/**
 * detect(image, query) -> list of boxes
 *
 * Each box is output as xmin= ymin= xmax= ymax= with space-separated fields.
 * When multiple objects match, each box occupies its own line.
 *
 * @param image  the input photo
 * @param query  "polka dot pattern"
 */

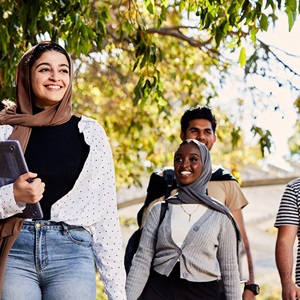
xmin=0 ymin=118 xmax=126 ymax=299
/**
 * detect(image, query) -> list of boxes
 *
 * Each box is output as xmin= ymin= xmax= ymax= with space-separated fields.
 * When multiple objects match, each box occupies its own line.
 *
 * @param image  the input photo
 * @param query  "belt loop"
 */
xmin=61 ymin=222 xmax=68 ymax=235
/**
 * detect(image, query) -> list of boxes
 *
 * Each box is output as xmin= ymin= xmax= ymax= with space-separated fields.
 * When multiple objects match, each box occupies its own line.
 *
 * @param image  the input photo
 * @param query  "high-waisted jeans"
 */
xmin=2 ymin=221 xmax=96 ymax=300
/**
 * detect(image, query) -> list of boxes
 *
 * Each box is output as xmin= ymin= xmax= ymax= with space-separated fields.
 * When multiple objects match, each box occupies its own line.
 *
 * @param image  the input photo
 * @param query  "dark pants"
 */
xmin=140 ymin=263 xmax=220 ymax=300
xmin=218 ymin=279 xmax=226 ymax=300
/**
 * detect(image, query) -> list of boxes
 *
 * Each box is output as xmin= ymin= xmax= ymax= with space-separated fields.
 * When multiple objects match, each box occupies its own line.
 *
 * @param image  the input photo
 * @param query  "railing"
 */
xmin=117 ymin=176 xmax=298 ymax=209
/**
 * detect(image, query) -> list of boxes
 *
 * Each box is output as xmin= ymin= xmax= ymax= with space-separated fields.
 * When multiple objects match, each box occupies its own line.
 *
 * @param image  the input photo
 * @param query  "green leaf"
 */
xmin=157 ymin=97 xmax=167 ymax=106
xmin=143 ymin=79 xmax=152 ymax=98
xmin=133 ymin=78 xmax=143 ymax=106
xmin=250 ymin=27 xmax=258 ymax=45
xmin=227 ymin=2 xmax=238 ymax=14
xmin=136 ymin=40 xmax=146 ymax=58
xmin=215 ymin=28 xmax=223 ymax=47
xmin=239 ymin=47 xmax=247 ymax=67
xmin=231 ymin=127 xmax=241 ymax=149
xmin=277 ymin=0 xmax=282 ymax=9
xmin=140 ymin=46 xmax=150 ymax=69
xmin=132 ymin=58 xmax=140 ymax=72
xmin=285 ymin=7 xmax=297 ymax=31
xmin=145 ymin=0 xmax=155 ymax=14
xmin=226 ymin=40 xmax=237 ymax=49
xmin=149 ymin=45 xmax=157 ymax=64
xmin=259 ymin=13 xmax=269 ymax=31
xmin=286 ymin=0 xmax=297 ymax=11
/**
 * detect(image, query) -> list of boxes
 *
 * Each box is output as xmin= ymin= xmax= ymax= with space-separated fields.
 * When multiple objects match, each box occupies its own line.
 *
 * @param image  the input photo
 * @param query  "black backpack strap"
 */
xmin=137 ymin=167 xmax=176 ymax=228
xmin=163 ymin=168 xmax=176 ymax=198
xmin=159 ymin=201 xmax=168 ymax=227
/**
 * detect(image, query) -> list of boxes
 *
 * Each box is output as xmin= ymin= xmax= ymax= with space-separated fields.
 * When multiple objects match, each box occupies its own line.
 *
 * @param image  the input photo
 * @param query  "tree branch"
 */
xmin=145 ymin=26 xmax=218 ymax=54
xmin=259 ymin=39 xmax=300 ymax=78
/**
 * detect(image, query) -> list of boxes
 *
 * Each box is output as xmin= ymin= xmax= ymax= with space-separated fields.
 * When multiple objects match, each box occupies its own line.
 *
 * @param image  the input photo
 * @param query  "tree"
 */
xmin=1 ymin=0 xmax=299 ymax=187
xmin=287 ymin=95 xmax=300 ymax=161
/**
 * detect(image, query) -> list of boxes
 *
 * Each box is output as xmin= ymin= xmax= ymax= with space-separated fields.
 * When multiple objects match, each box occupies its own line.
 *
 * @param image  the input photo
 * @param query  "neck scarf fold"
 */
xmin=0 ymin=41 xmax=73 ymax=152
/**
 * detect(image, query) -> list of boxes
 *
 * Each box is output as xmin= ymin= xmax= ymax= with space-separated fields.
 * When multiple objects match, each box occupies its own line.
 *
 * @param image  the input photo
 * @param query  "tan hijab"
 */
xmin=0 ymin=42 xmax=73 ymax=291
xmin=0 ymin=41 xmax=73 ymax=152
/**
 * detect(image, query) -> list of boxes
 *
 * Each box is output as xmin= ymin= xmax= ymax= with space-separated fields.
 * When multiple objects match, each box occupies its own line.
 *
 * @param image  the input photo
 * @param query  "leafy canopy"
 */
xmin=1 ymin=0 xmax=299 ymax=186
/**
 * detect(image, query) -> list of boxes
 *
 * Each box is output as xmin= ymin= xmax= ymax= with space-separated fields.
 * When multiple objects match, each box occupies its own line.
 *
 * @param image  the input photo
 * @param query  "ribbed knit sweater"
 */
xmin=126 ymin=202 xmax=241 ymax=300
xmin=24 ymin=115 xmax=89 ymax=219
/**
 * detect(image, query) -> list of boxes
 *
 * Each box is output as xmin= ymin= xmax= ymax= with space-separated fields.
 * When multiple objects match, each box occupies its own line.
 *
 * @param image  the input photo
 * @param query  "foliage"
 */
xmin=287 ymin=95 xmax=300 ymax=161
xmin=1 ymin=0 xmax=300 ymax=187
xmin=96 ymin=273 xmax=108 ymax=300
xmin=287 ymin=131 xmax=300 ymax=160
xmin=251 ymin=126 xmax=272 ymax=157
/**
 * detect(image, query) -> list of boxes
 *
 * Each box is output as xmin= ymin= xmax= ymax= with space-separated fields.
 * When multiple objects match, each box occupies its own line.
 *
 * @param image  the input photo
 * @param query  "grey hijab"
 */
xmin=168 ymin=139 xmax=232 ymax=215
xmin=167 ymin=139 xmax=249 ymax=282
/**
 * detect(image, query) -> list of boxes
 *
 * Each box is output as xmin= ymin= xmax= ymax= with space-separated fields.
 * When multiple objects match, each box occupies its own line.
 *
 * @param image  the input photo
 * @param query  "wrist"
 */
xmin=244 ymin=283 xmax=260 ymax=295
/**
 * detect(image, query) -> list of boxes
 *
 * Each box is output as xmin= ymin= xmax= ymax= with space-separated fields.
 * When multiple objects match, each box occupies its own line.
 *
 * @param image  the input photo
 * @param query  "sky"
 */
xmin=255 ymin=13 xmax=300 ymax=165
xmin=217 ymin=12 xmax=300 ymax=169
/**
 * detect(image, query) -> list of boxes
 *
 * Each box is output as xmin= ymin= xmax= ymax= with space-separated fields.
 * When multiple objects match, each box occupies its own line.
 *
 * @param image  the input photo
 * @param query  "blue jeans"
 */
xmin=2 ymin=221 xmax=96 ymax=300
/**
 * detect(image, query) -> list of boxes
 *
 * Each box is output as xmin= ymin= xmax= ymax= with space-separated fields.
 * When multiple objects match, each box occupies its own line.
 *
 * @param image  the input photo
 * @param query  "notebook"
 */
xmin=0 ymin=140 xmax=43 ymax=219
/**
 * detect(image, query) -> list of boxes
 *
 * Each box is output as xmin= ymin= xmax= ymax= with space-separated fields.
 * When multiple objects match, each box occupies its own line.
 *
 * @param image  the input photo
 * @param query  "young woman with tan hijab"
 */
xmin=0 ymin=41 xmax=126 ymax=300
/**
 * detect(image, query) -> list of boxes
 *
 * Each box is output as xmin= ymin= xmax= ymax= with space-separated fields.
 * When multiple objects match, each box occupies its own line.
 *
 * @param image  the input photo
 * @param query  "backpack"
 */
xmin=124 ymin=167 xmax=176 ymax=274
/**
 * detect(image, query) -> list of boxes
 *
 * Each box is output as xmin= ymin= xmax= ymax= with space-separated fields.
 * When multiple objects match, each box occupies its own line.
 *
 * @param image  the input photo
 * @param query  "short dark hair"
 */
xmin=180 ymin=105 xmax=217 ymax=134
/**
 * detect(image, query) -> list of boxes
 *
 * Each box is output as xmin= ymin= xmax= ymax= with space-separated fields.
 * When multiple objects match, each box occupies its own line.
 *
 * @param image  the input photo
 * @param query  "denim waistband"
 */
xmin=23 ymin=220 xmax=83 ymax=231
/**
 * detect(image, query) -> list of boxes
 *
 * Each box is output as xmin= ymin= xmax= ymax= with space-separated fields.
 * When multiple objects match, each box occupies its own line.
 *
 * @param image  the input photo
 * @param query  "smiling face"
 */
xmin=174 ymin=142 xmax=203 ymax=186
xmin=180 ymin=119 xmax=217 ymax=151
xmin=30 ymin=51 xmax=70 ymax=109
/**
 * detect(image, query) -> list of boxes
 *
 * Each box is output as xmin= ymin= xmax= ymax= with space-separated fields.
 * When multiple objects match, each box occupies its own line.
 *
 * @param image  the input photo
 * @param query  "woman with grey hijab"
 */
xmin=126 ymin=139 xmax=247 ymax=300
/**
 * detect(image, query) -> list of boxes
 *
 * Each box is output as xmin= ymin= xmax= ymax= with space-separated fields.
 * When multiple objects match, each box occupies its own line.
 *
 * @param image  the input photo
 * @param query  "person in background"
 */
xmin=0 ymin=41 xmax=126 ymax=300
xmin=180 ymin=106 xmax=259 ymax=297
xmin=126 ymin=139 xmax=246 ymax=299
xmin=134 ymin=105 xmax=259 ymax=299
xmin=275 ymin=178 xmax=300 ymax=299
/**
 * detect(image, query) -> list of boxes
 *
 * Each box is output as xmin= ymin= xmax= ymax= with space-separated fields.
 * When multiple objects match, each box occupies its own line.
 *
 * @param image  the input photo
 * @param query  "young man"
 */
xmin=275 ymin=178 xmax=300 ymax=299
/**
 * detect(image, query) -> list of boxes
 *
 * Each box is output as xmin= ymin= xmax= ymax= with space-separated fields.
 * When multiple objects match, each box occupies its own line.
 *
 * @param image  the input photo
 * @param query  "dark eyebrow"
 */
xmin=189 ymin=153 xmax=200 ymax=156
xmin=189 ymin=127 xmax=212 ymax=131
xmin=35 ymin=62 xmax=69 ymax=69
xmin=175 ymin=152 xmax=200 ymax=157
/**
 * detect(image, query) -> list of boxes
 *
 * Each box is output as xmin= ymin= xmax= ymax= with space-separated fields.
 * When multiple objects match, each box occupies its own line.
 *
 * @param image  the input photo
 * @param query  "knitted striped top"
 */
xmin=275 ymin=177 xmax=300 ymax=285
